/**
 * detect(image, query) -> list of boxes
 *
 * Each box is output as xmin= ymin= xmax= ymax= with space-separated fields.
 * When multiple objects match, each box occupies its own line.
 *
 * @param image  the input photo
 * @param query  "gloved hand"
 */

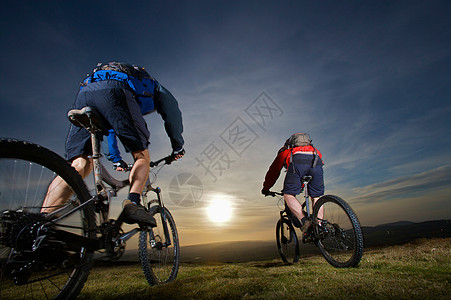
xmin=171 ymin=148 xmax=185 ymax=161
xmin=113 ymin=160 xmax=128 ymax=171
xmin=261 ymin=189 xmax=271 ymax=196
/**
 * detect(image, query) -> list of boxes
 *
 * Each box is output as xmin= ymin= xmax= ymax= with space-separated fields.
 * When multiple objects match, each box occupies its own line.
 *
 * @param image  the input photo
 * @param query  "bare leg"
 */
xmin=312 ymin=196 xmax=324 ymax=222
xmin=284 ymin=194 xmax=306 ymax=221
xmin=120 ymin=149 xmax=157 ymax=225
xmin=128 ymin=149 xmax=150 ymax=196
xmin=41 ymin=156 xmax=92 ymax=213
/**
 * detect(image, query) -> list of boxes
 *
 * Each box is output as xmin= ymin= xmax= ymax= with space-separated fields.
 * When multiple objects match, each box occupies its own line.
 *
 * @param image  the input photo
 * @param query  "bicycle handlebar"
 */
xmin=150 ymin=155 xmax=175 ymax=168
xmin=115 ymin=154 xmax=178 ymax=171
xmin=267 ymin=191 xmax=283 ymax=197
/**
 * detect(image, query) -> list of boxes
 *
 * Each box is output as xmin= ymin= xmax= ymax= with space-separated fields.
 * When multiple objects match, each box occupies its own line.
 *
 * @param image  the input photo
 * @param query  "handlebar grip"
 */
xmin=150 ymin=155 xmax=173 ymax=167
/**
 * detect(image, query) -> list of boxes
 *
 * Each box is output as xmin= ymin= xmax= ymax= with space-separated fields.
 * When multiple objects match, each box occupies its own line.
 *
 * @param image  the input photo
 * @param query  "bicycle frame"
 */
xmin=87 ymin=129 xmax=174 ymax=250
xmin=301 ymin=176 xmax=313 ymax=218
xmin=42 ymin=115 xmax=172 ymax=253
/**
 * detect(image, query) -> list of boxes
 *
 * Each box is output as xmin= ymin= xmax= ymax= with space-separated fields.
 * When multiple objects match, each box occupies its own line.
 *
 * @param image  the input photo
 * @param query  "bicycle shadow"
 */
xmin=247 ymin=260 xmax=290 ymax=268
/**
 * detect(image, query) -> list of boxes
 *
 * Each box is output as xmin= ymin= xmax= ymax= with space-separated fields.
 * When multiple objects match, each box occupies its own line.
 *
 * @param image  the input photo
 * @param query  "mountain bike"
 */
xmin=0 ymin=106 xmax=180 ymax=299
xmin=270 ymin=176 xmax=363 ymax=268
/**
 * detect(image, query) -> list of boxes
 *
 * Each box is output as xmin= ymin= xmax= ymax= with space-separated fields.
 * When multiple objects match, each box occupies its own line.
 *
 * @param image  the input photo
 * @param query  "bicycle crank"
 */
xmin=103 ymin=221 xmax=126 ymax=260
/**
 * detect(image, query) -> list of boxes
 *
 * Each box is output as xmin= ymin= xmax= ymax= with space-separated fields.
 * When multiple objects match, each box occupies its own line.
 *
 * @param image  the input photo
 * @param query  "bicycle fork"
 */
xmin=153 ymin=188 xmax=172 ymax=248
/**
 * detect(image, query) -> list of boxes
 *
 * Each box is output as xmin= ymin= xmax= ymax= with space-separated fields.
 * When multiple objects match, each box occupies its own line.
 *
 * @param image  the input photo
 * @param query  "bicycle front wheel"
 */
xmin=139 ymin=204 xmax=180 ymax=285
xmin=0 ymin=139 xmax=96 ymax=299
xmin=313 ymin=195 xmax=363 ymax=268
xmin=276 ymin=218 xmax=300 ymax=263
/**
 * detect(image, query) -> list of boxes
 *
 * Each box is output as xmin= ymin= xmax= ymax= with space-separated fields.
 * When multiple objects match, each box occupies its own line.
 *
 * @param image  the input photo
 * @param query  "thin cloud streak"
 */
xmin=349 ymin=165 xmax=451 ymax=205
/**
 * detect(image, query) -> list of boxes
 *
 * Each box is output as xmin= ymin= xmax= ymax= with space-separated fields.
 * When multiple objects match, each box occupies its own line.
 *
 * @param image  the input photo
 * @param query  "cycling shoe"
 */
xmin=300 ymin=218 xmax=313 ymax=233
xmin=120 ymin=200 xmax=156 ymax=227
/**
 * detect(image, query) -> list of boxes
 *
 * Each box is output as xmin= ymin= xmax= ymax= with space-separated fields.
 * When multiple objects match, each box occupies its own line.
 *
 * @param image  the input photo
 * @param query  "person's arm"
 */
xmin=106 ymin=130 xmax=122 ymax=162
xmin=154 ymin=85 xmax=184 ymax=152
xmin=262 ymin=148 xmax=289 ymax=193
xmin=107 ymin=130 xmax=128 ymax=171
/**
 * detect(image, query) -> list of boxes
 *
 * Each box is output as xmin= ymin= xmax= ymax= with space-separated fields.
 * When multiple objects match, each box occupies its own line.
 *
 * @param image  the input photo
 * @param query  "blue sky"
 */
xmin=1 ymin=1 xmax=450 ymax=245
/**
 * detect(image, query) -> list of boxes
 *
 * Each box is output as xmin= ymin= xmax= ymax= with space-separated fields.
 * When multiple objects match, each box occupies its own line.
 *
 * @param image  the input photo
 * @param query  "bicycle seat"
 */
xmin=67 ymin=107 xmax=109 ymax=135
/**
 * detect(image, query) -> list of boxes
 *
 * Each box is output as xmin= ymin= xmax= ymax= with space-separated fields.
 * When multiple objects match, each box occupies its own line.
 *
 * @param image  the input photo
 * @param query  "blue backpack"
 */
xmin=81 ymin=62 xmax=159 ymax=115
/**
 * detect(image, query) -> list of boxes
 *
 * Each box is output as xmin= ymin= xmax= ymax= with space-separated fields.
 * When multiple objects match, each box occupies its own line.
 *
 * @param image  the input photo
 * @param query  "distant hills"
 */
xmin=112 ymin=219 xmax=450 ymax=264
xmin=362 ymin=219 xmax=451 ymax=247
xmin=180 ymin=240 xmax=279 ymax=263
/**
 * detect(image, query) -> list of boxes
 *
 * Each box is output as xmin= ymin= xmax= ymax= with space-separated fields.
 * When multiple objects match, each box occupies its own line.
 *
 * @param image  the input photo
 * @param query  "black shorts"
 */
xmin=283 ymin=155 xmax=324 ymax=197
xmin=65 ymin=80 xmax=150 ymax=161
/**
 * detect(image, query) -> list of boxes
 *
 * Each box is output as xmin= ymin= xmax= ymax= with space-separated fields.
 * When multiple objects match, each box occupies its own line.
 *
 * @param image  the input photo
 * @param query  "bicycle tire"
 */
xmin=276 ymin=218 xmax=300 ymax=263
xmin=0 ymin=139 xmax=96 ymax=299
xmin=313 ymin=195 xmax=364 ymax=268
xmin=139 ymin=204 xmax=180 ymax=285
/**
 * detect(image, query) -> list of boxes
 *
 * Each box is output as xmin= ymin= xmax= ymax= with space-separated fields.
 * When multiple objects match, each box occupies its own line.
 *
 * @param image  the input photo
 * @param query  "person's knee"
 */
xmin=132 ymin=149 xmax=150 ymax=164
xmin=70 ymin=156 xmax=92 ymax=178
xmin=284 ymin=194 xmax=296 ymax=202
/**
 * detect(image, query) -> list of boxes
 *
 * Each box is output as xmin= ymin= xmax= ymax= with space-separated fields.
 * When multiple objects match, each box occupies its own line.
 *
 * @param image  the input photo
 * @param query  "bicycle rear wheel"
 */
xmin=139 ymin=203 xmax=179 ymax=285
xmin=313 ymin=195 xmax=363 ymax=268
xmin=0 ymin=139 xmax=96 ymax=299
xmin=276 ymin=218 xmax=300 ymax=263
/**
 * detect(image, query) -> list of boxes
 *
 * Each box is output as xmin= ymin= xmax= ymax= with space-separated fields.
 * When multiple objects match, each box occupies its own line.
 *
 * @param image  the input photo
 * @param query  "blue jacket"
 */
xmin=82 ymin=70 xmax=184 ymax=162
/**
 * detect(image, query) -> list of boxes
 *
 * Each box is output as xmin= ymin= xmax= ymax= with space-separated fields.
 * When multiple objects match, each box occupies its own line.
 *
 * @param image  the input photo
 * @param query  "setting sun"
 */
xmin=206 ymin=194 xmax=233 ymax=224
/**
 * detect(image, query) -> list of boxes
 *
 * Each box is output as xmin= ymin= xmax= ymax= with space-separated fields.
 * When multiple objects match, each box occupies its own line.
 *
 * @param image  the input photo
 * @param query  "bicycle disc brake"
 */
xmin=150 ymin=234 xmax=165 ymax=250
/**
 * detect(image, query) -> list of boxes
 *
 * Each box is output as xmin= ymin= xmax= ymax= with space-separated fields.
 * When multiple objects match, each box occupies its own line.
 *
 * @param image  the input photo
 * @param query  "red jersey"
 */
xmin=262 ymin=145 xmax=323 ymax=191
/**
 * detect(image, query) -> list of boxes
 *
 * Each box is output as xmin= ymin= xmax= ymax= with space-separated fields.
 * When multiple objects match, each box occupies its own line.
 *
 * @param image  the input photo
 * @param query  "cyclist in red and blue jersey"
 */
xmin=262 ymin=133 xmax=324 ymax=232
xmin=42 ymin=62 xmax=184 ymax=226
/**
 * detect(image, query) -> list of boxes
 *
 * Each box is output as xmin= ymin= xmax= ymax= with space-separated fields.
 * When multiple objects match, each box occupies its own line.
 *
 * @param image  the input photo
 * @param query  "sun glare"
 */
xmin=206 ymin=194 xmax=233 ymax=224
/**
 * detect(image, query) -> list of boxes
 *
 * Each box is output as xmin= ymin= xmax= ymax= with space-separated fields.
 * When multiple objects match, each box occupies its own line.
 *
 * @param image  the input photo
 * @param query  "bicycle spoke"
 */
xmin=0 ymin=140 xmax=95 ymax=298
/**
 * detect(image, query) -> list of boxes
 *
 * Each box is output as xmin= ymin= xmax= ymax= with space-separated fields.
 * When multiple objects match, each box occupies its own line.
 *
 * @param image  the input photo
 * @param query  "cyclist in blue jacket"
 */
xmin=42 ymin=62 xmax=184 ymax=226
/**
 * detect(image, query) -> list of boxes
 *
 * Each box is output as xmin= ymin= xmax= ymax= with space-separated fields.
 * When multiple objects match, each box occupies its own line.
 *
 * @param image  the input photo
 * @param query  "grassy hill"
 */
xmin=79 ymin=237 xmax=451 ymax=299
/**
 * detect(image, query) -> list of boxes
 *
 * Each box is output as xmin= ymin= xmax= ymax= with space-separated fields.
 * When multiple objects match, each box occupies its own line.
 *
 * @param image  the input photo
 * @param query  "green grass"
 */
xmin=78 ymin=238 xmax=450 ymax=299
